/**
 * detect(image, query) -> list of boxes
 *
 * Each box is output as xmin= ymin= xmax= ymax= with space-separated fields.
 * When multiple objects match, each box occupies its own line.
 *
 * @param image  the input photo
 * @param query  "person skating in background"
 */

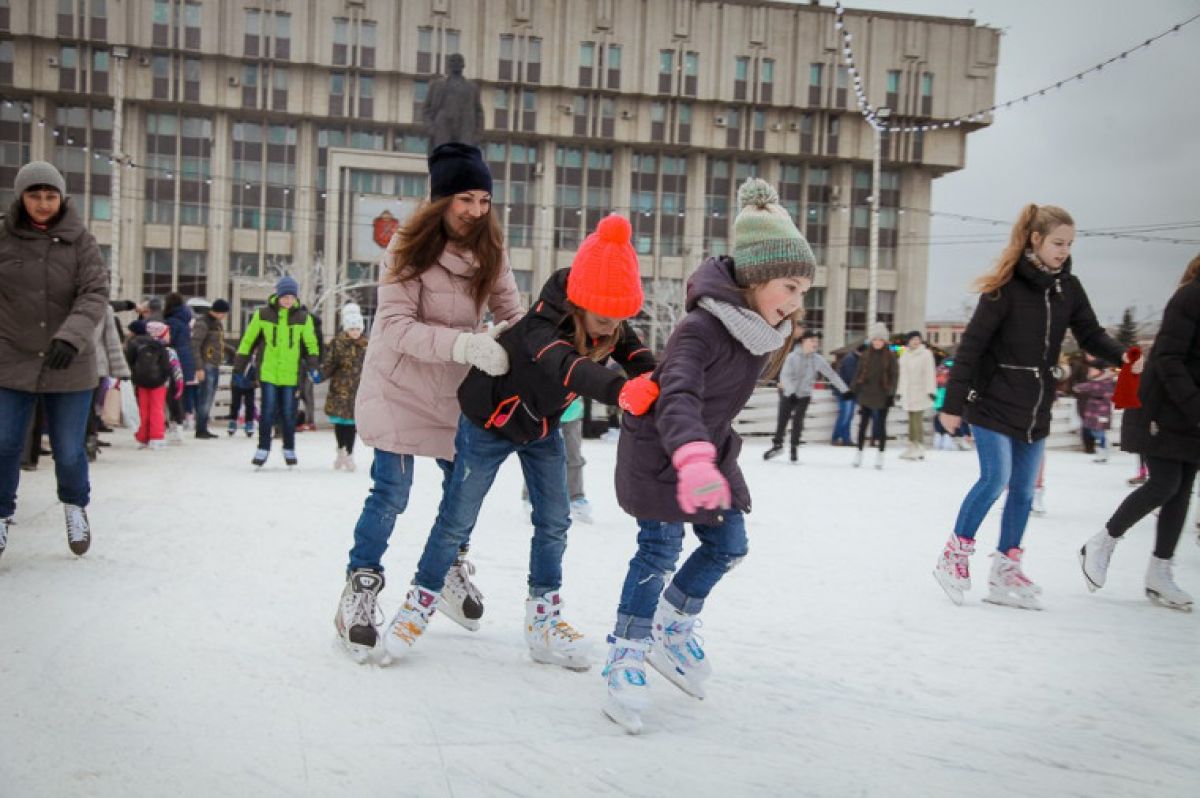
xmin=335 ymin=142 xmax=523 ymax=661
xmin=321 ymin=302 xmax=369 ymax=472
xmin=830 ymin=345 xmax=860 ymax=446
xmin=1073 ymin=362 xmax=1116 ymax=463
xmin=934 ymin=204 xmax=1129 ymax=610
xmin=88 ymin=302 xmax=131 ymax=461
xmin=932 ymin=355 xmax=969 ymax=450
xmin=190 ymin=298 xmax=229 ymax=440
xmin=897 ymin=330 xmax=937 ymax=461
xmin=851 ymin=323 xmax=898 ymax=470
xmin=162 ymin=292 xmax=196 ymax=432
xmin=233 ymin=275 xmax=320 ymax=468
xmin=126 ymin=321 xmax=182 ymax=450
xmin=764 ymin=330 xmax=848 ymax=463
xmin=228 ymin=355 xmax=258 ymax=438
xmin=602 ymin=178 xmax=814 ymax=734
xmin=1080 ymin=253 xmax=1200 ymax=612
xmin=295 ymin=301 xmax=325 ymax=432
xmin=0 ymin=161 xmax=108 ymax=561
xmin=383 ymin=214 xmax=657 ymax=669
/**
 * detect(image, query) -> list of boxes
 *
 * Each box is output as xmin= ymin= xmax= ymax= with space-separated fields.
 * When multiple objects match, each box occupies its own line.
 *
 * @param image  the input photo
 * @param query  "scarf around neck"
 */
xmin=698 ymin=297 xmax=789 ymax=355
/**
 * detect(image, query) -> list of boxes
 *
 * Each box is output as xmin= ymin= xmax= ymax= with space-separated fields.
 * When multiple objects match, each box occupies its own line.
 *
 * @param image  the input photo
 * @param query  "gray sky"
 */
xmin=819 ymin=0 xmax=1200 ymax=324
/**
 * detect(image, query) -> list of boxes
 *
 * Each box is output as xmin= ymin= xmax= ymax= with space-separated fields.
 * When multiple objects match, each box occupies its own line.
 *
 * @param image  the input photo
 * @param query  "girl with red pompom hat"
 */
xmin=381 ymin=213 xmax=657 ymax=668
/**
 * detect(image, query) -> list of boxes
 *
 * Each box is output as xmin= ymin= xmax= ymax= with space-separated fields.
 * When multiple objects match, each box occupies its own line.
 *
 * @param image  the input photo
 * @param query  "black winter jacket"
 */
xmin=1120 ymin=277 xmax=1200 ymax=463
xmin=943 ymin=256 xmax=1124 ymax=442
xmin=458 ymin=268 xmax=656 ymax=445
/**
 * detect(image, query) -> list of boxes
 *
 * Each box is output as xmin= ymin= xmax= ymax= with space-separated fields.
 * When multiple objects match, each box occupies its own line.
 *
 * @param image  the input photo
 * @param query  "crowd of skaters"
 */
xmin=1 ymin=152 xmax=1198 ymax=735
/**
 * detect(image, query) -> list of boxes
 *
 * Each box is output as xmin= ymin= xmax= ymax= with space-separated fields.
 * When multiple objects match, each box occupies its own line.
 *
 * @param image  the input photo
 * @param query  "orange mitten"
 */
xmin=617 ymin=374 xmax=660 ymax=416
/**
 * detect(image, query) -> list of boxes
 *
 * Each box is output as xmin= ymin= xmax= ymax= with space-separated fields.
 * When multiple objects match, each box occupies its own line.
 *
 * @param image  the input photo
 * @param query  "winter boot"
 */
xmin=763 ymin=444 xmax=782 ymax=461
xmin=1078 ymin=528 xmax=1121 ymax=592
xmin=335 ymin=569 xmax=385 ymax=662
xmin=899 ymin=444 xmax=918 ymax=461
xmin=1031 ymin=488 xmax=1047 ymax=516
xmin=167 ymin=423 xmax=184 ymax=445
xmin=334 ymin=448 xmax=348 ymax=470
xmin=227 ymin=419 xmax=237 ymax=436
xmin=875 ymin=449 xmax=886 ymax=470
xmin=933 ymin=534 xmax=975 ymax=605
xmin=1145 ymin=556 xmax=1193 ymax=612
xmin=789 ymin=445 xmax=798 ymax=463
xmin=283 ymin=449 xmax=298 ymax=467
xmin=648 ymin=602 xmax=712 ymax=699
xmin=252 ymin=449 xmax=269 ymax=468
xmin=570 ymin=497 xmax=594 ymax=524
xmin=344 ymin=451 xmax=357 ymax=472
xmin=853 ymin=449 xmax=864 ymax=468
xmin=602 ymin=635 xmax=652 ymax=734
xmin=64 ymin=504 xmax=91 ymax=556
xmin=383 ymin=586 xmax=439 ymax=660
xmin=0 ymin=515 xmax=11 ymax=561
xmin=438 ymin=553 xmax=485 ymax=631
xmin=984 ymin=548 xmax=1042 ymax=610
xmin=525 ymin=590 xmax=590 ymax=671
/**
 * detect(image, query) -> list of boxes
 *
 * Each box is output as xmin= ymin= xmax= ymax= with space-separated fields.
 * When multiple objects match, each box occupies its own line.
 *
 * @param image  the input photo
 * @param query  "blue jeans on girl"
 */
xmin=832 ymin=396 xmax=857 ymax=444
xmin=0 ymin=387 xmax=92 ymax=518
xmin=613 ymin=510 xmax=748 ymax=641
xmin=953 ymin=425 xmax=1045 ymax=552
xmin=257 ymin=382 xmax=296 ymax=452
xmin=414 ymin=415 xmax=570 ymax=597
xmin=347 ymin=449 xmax=454 ymax=573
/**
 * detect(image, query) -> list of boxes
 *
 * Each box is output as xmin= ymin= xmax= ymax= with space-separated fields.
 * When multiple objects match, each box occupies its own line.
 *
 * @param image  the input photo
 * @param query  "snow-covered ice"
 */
xmin=1 ymin=431 xmax=1196 ymax=797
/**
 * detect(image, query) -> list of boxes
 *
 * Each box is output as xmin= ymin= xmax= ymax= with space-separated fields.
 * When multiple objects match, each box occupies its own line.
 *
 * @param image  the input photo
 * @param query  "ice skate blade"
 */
xmin=436 ymin=599 xmax=482 ymax=632
xmin=336 ymin=635 xmax=374 ymax=665
xmin=932 ymin=569 xmax=965 ymax=606
xmin=1077 ymin=548 xmax=1101 ymax=593
xmin=983 ymin=591 xmax=1042 ymax=611
xmin=646 ymin=651 xmax=706 ymax=699
xmin=603 ymin=699 xmax=644 ymax=735
xmin=1146 ymin=590 xmax=1194 ymax=612
xmin=529 ymin=648 xmax=592 ymax=672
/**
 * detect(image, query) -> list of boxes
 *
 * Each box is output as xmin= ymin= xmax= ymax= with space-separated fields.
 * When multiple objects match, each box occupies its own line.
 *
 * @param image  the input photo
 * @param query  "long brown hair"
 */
xmin=566 ymin=305 xmax=620 ymax=362
xmin=386 ymin=195 xmax=505 ymax=310
xmin=974 ymin=204 xmax=1075 ymax=295
xmin=1180 ymin=252 xmax=1200 ymax=288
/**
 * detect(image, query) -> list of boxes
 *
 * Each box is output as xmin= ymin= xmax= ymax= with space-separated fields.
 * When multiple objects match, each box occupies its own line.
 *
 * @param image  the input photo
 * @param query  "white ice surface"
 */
xmin=1 ymin=431 xmax=1196 ymax=797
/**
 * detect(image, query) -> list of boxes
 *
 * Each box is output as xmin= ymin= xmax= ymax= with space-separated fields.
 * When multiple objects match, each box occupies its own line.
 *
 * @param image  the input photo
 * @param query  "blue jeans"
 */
xmin=415 ymin=415 xmax=571 ymax=596
xmin=0 ymin=387 xmax=93 ymax=518
xmin=953 ymin=425 xmax=1046 ymax=552
xmin=194 ymin=365 xmax=220 ymax=433
xmin=347 ymin=449 xmax=454 ymax=573
xmin=258 ymin=382 xmax=296 ymax=452
xmin=833 ymin=397 xmax=857 ymax=444
xmin=613 ymin=510 xmax=748 ymax=641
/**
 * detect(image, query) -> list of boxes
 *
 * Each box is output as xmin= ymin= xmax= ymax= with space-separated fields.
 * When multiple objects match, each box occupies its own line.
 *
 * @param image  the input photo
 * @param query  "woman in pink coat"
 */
xmin=334 ymin=143 xmax=523 ymax=662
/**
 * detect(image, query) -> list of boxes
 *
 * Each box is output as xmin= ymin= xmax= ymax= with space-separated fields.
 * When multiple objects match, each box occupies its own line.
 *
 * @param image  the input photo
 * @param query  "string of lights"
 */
xmin=833 ymin=2 xmax=1200 ymax=134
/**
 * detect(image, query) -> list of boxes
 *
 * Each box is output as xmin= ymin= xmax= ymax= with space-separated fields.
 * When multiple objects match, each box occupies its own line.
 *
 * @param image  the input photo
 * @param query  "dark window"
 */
xmin=183 ymin=1 xmax=200 ymax=50
xmin=329 ymin=72 xmax=345 ymax=117
xmin=183 ymin=56 xmax=200 ymax=102
xmin=0 ymin=0 xmax=10 ymax=32
xmin=836 ymin=66 xmax=848 ymax=108
xmin=244 ymin=9 xmax=260 ymax=57
xmin=734 ymin=56 xmax=748 ymax=101
xmin=359 ymin=20 xmax=376 ymax=68
xmin=598 ymin=97 xmax=614 ymax=138
xmin=886 ymin=70 xmax=901 ymax=111
xmin=521 ymin=90 xmax=536 ymax=131
xmin=803 ymin=287 xmax=826 ymax=336
xmin=760 ymin=58 xmax=774 ymax=103
xmin=578 ymin=42 xmax=594 ymax=87
xmin=0 ymin=40 xmax=13 ymax=85
xmin=809 ymin=63 xmax=824 ymax=106
xmin=913 ymin=129 xmax=924 ymax=162
xmin=920 ymin=72 xmax=933 ymax=115
xmin=492 ymin=88 xmax=508 ymax=130
xmin=658 ymin=50 xmax=673 ymax=94
xmin=152 ymin=0 xmax=170 ymax=46
xmin=684 ymin=52 xmax=698 ymax=96
xmin=677 ymin=103 xmax=692 ymax=144
xmin=650 ymin=101 xmax=666 ymax=142
xmin=703 ymin=157 xmax=731 ymax=255
xmin=272 ymin=67 xmax=288 ymax=112
xmin=526 ymin=36 xmax=542 ymax=83
xmin=413 ymin=80 xmax=428 ymax=123
xmin=242 ymin=62 xmax=258 ymax=109
xmin=90 ymin=0 xmax=107 ymax=40
xmin=800 ymin=113 xmax=814 ymax=153
xmin=152 ymin=53 xmax=170 ymax=99
xmin=498 ymin=34 xmax=513 ymax=81
xmin=606 ymin=45 xmax=621 ymax=89
xmin=752 ymin=110 xmax=765 ymax=150
xmin=332 ymin=17 xmax=348 ymax=65
xmin=416 ymin=27 xmax=432 ymax=73
xmin=59 ymin=46 xmax=78 ymax=92
xmin=58 ymin=0 xmax=74 ymax=36
xmin=274 ymin=13 xmax=291 ymax=60
xmin=827 ymin=115 xmax=839 ymax=155
xmin=143 ymin=249 xmax=174 ymax=297
xmin=357 ymin=75 xmax=373 ymax=119
xmin=91 ymin=48 xmax=109 ymax=94
xmin=725 ymin=107 xmax=740 ymax=149
xmin=572 ymin=95 xmax=587 ymax=137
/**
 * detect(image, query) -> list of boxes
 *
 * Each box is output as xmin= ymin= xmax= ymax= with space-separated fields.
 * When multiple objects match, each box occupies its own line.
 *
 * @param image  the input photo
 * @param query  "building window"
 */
xmin=183 ymin=1 xmax=200 ymax=49
xmin=153 ymin=0 xmax=170 ymax=46
xmin=836 ymin=66 xmax=849 ymax=108
xmin=492 ymin=89 xmax=508 ymax=130
xmin=630 ymin=152 xmax=658 ymax=255
xmin=332 ymin=17 xmax=348 ymax=65
xmin=183 ymin=56 xmax=200 ymax=102
xmin=143 ymin=249 xmax=174 ymax=297
xmin=359 ymin=21 xmax=376 ymax=68
xmin=849 ymin=168 xmax=899 ymax=270
xmin=232 ymin=120 xmax=296 ymax=232
xmin=90 ymin=0 xmax=107 ymax=40
xmin=578 ymin=42 xmax=594 ymax=86
xmin=606 ymin=45 xmax=621 ymax=89
xmin=598 ymin=97 xmax=614 ymax=138
xmin=0 ymin=39 xmax=12 ymax=84
xmin=806 ymin=166 xmax=830 ymax=264
xmin=658 ymin=50 xmax=673 ymax=94
xmin=752 ymin=110 xmax=766 ymax=149
xmin=90 ymin=48 xmax=109 ymax=94
xmin=59 ymin=46 xmax=78 ymax=92
xmin=242 ymin=63 xmax=259 ymax=109
xmin=886 ymin=70 xmax=901 ymax=110
xmin=920 ymin=72 xmax=933 ymax=115
xmin=650 ymin=102 xmax=666 ymax=142
xmin=724 ymin=107 xmax=740 ymax=149
xmin=527 ymin=36 xmax=542 ymax=83
xmin=274 ymin=12 xmax=291 ymax=60
xmin=779 ymin=162 xmax=804 ymax=227
xmin=498 ymin=34 xmax=514 ymax=81
xmin=412 ymin=79 xmax=429 ymax=122
xmin=0 ymin=101 xmax=31 ymax=207
xmin=244 ymin=8 xmax=260 ymax=57
xmin=357 ymin=74 xmax=373 ymax=118
xmin=145 ymin=112 xmax=212 ymax=226
xmin=151 ymin=53 xmax=169 ymax=99
xmin=704 ymin=158 xmax=759 ymax=256
xmin=846 ymin=289 xmax=867 ymax=341
xmin=803 ymin=287 xmax=826 ymax=336
xmin=521 ymin=90 xmax=537 ymax=131
xmin=827 ymin=115 xmax=840 ymax=155
xmin=329 ymin=73 xmax=345 ymax=116
xmin=677 ymin=103 xmax=692 ymax=144
xmin=57 ymin=0 xmax=74 ymax=36
xmin=272 ymin=67 xmax=288 ymax=111
xmin=684 ymin=52 xmax=698 ymax=96
xmin=55 ymin=106 xmax=89 ymax=200
xmin=799 ymin=113 xmax=814 ymax=154
xmin=734 ymin=56 xmax=749 ymax=101
xmin=417 ymin=27 xmax=433 ymax=73
xmin=0 ymin=0 xmax=10 ymax=32
xmin=809 ymin=63 xmax=824 ymax=106
xmin=485 ymin=142 xmax=538 ymax=248
xmin=760 ymin=58 xmax=774 ymax=103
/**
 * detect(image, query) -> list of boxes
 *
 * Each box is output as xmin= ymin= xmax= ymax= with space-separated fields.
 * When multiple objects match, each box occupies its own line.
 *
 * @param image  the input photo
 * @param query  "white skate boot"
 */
xmin=383 ymin=586 xmax=439 ymax=660
xmin=1031 ymin=488 xmax=1047 ymax=516
xmin=334 ymin=448 xmax=348 ymax=470
xmin=648 ymin=602 xmax=711 ymax=699
xmin=335 ymin=569 xmax=384 ymax=663
xmin=1145 ymin=556 xmax=1193 ymax=612
xmin=984 ymin=548 xmax=1042 ymax=610
xmin=602 ymin=635 xmax=652 ymax=734
xmin=438 ymin=554 xmax=484 ymax=632
xmin=933 ymin=534 xmax=975 ymax=605
xmin=0 ymin=515 xmax=10 ymax=561
xmin=1078 ymin=529 xmax=1120 ymax=592
xmin=64 ymin=504 xmax=91 ymax=556
xmin=875 ymin=450 xmax=885 ymax=470
xmin=525 ymin=590 xmax=590 ymax=671
xmin=853 ymin=449 xmax=864 ymax=468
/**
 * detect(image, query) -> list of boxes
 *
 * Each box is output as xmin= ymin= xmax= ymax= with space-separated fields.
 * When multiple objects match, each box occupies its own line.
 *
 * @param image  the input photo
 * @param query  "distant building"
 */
xmin=925 ymin=318 xmax=967 ymax=351
xmin=1 ymin=0 xmax=998 ymax=341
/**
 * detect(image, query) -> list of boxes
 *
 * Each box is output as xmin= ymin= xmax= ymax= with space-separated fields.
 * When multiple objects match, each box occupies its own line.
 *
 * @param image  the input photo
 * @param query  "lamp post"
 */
xmin=867 ymin=107 xmax=891 ymax=330
xmin=110 ymin=45 xmax=129 ymax=297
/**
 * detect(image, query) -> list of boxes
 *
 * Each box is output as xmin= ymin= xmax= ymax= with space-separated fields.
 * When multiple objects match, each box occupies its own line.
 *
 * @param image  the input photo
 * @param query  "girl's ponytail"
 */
xmin=974 ymin=203 xmax=1073 ymax=296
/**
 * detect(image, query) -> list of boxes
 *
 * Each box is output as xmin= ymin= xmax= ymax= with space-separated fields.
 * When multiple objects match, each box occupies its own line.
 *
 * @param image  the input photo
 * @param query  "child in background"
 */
xmin=125 ymin=321 xmax=183 ymax=450
xmin=1073 ymin=363 xmax=1116 ymax=463
xmin=228 ymin=356 xmax=258 ymax=437
xmin=603 ymin=178 xmax=814 ymax=733
xmin=321 ymin=302 xmax=369 ymax=471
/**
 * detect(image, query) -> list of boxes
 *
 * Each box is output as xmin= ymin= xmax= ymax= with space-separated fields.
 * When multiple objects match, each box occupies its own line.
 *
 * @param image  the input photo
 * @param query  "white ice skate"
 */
xmin=570 ymin=497 xmax=594 ymax=524
xmin=438 ymin=555 xmax=484 ymax=632
xmin=525 ymin=590 xmax=590 ymax=671
xmin=853 ymin=449 xmax=864 ymax=468
xmin=602 ymin=636 xmax=652 ymax=735
xmin=1145 ymin=556 xmax=1193 ymax=612
xmin=933 ymin=534 xmax=975 ymax=605
xmin=252 ymin=449 xmax=269 ymax=468
xmin=875 ymin=450 xmax=885 ymax=470
xmin=383 ymin=586 xmax=439 ymax=660
xmin=983 ymin=548 xmax=1042 ymax=610
xmin=0 ymin=515 xmax=11 ymax=561
xmin=333 ymin=448 xmax=348 ymax=470
xmin=64 ymin=504 xmax=91 ymax=556
xmin=335 ymin=569 xmax=384 ymax=663
xmin=1031 ymin=488 xmax=1047 ymax=516
xmin=1078 ymin=529 xmax=1120 ymax=592
xmin=899 ymin=444 xmax=919 ymax=461
xmin=647 ymin=602 xmax=711 ymax=699
xmin=283 ymin=449 xmax=298 ymax=468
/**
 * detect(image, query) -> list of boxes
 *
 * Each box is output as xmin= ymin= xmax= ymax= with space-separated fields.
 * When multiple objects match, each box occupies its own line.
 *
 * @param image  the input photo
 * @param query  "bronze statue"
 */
xmin=422 ymin=54 xmax=485 ymax=150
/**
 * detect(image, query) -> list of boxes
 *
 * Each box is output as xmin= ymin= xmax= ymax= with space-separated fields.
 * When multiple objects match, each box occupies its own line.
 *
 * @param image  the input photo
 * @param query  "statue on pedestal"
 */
xmin=422 ymin=54 xmax=484 ymax=150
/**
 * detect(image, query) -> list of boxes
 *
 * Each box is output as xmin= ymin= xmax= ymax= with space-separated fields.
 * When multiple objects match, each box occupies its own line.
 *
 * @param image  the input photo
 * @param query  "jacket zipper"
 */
xmin=1026 ymin=286 xmax=1053 ymax=443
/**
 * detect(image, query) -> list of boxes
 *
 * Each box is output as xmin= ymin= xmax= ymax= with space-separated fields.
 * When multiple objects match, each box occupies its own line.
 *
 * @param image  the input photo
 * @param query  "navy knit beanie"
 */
xmin=275 ymin=275 xmax=300 ymax=298
xmin=428 ymin=142 xmax=493 ymax=200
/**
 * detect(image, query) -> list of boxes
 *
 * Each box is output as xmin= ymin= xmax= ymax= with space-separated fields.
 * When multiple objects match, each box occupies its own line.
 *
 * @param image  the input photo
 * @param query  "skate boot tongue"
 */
xmin=352 ymin=570 xmax=384 ymax=592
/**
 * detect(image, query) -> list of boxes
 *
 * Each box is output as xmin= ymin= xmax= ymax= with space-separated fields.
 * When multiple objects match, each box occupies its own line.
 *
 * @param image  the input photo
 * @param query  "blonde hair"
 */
xmin=974 ymin=204 xmax=1075 ymax=295
xmin=1180 ymin=252 xmax=1200 ymax=288
xmin=566 ymin=305 xmax=620 ymax=362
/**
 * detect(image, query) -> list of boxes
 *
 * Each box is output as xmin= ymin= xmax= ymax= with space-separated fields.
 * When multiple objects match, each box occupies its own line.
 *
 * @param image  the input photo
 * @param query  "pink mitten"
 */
xmin=672 ymin=441 xmax=731 ymax=514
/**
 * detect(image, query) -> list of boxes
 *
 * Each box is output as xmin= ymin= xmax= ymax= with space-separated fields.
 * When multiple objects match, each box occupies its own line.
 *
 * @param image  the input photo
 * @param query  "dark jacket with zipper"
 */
xmin=1119 ymin=276 xmax=1200 ymax=463
xmin=943 ymin=255 xmax=1124 ymax=442
xmin=457 ymin=268 xmax=655 ymax=445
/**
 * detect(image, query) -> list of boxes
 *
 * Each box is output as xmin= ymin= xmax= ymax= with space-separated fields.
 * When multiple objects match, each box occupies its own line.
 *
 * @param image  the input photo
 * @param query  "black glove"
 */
xmin=886 ymin=395 xmax=895 ymax=408
xmin=45 ymin=339 xmax=78 ymax=370
xmin=843 ymin=391 xmax=855 ymax=401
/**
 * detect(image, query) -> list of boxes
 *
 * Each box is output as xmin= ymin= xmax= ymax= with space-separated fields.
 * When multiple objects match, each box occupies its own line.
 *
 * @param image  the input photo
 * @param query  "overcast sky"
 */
xmin=813 ymin=0 xmax=1200 ymax=324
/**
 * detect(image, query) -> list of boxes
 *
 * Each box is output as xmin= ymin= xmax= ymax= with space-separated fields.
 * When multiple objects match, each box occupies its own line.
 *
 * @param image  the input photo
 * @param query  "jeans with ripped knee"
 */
xmin=612 ymin=509 xmax=747 ymax=641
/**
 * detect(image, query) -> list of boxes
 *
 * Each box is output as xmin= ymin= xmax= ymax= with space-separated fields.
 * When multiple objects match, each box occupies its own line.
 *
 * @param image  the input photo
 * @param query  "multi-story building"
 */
xmin=0 ymin=0 xmax=998 ymax=345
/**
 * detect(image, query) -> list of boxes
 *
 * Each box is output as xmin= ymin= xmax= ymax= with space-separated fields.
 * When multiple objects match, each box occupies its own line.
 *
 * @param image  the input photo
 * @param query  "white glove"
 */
xmin=451 ymin=321 xmax=510 ymax=376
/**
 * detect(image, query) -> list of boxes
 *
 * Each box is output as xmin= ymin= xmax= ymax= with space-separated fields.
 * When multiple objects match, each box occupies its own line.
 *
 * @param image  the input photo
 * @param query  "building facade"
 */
xmin=0 ymin=0 xmax=998 ymax=345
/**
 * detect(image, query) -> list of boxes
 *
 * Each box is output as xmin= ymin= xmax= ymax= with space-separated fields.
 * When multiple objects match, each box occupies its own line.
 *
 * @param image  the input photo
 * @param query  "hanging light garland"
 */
xmin=833 ymin=2 xmax=1200 ymax=134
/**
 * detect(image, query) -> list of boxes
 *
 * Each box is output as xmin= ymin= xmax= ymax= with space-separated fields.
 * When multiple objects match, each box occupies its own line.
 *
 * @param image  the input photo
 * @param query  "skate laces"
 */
xmin=64 ymin=506 xmax=88 ymax=543
xmin=345 ymin=581 xmax=383 ymax=631
xmin=1003 ymin=549 xmax=1036 ymax=588
xmin=445 ymin=557 xmax=484 ymax=604
xmin=390 ymin=591 xmax=436 ymax=644
xmin=943 ymin=536 xmax=973 ymax=580
xmin=662 ymin=616 xmax=705 ymax=660
xmin=531 ymin=602 xmax=583 ymax=644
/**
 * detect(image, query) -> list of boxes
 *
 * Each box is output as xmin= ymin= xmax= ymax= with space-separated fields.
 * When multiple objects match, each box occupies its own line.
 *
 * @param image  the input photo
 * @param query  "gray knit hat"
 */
xmin=14 ymin=161 xmax=67 ymax=197
xmin=868 ymin=321 xmax=890 ymax=342
xmin=731 ymin=178 xmax=816 ymax=287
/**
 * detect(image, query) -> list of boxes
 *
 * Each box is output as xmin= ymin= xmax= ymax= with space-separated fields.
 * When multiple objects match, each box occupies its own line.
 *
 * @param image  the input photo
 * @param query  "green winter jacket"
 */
xmin=233 ymin=295 xmax=319 ymax=387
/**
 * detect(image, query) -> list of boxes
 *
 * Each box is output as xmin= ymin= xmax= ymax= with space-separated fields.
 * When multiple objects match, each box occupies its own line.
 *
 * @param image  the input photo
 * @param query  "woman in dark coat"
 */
xmin=851 ymin=322 xmax=898 ymax=469
xmin=162 ymin=292 xmax=195 ymax=428
xmin=1079 ymin=254 xmax=1200 ymax=611
xmin=0 ymin=161 xmax=108 ymax=560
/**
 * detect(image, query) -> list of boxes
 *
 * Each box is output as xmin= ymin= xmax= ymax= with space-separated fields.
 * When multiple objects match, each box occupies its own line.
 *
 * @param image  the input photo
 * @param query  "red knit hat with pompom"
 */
xmin=566 ymin=214 xmax=643 ymax=319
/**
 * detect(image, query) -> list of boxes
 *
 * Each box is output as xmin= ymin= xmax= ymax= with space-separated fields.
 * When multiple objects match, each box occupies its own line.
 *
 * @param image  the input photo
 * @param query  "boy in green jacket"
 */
xmin=233 ymin=276 xmax=320 ymax=467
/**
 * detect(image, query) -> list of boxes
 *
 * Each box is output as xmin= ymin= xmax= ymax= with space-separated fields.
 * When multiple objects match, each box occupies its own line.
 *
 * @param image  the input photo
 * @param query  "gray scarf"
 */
xmin=698 ymin=297 xmax=790 ymax=355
